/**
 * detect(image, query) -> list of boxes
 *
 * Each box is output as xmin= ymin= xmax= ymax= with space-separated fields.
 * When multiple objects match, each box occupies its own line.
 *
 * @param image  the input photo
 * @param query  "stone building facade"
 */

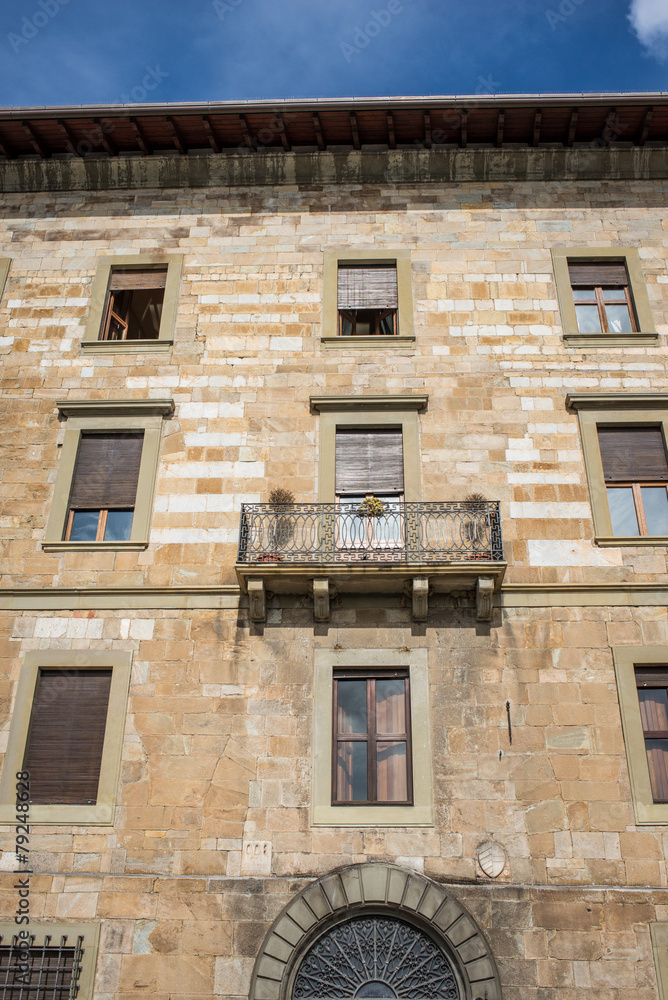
xmin=0 ymin=94 xmax=668 ymax=999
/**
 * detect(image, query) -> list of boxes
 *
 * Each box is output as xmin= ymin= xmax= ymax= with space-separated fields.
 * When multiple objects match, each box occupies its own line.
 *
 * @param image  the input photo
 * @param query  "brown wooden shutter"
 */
xmin=23 ymin=669 xmax=112 ymax=804
xmin=108 ymin=269 xmax=167 ymax=290
xmin=338 ymin=264 xmax=398 ymax=309
xmin=597 ymin=426 xmax=668 ymax=482
xmin=568 ymin=261 xmax=628 ymax=286
xmin=335 ymin=428 xmax=404 ymax=493
xmin=68 ymin=432 xmax=143 ymax=508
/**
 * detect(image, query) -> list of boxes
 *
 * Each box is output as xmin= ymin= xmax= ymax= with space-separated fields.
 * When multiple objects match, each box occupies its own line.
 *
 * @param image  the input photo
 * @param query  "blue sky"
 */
xmin=0 ymin=0 xmax=667 ymax=108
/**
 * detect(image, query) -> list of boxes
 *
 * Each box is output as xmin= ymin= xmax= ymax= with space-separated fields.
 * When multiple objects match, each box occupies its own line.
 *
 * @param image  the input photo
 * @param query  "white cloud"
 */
xmin=628 ymin=0 xmax=668 ymax=59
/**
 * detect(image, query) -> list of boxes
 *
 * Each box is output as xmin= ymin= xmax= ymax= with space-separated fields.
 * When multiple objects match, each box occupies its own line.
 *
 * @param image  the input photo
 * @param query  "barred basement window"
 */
xmin=24 ymin=670 xmax=112 ymax=805
xmin=569 ymin=261 xmax=637 ymax=335
xmin=333 ymin=669 xmax=412 ymax=805
xmin=0 ymin=933 xmax=84 ymax=1000
xmin=636 ymin=668 xmax=668 ymax=803
xmin=100 ymin=268 xmax=167 ymax=341
xmin=338 ymin=262 xmax=398 ymax=336
xmin=597 ymin=425 xmax=668 ymax=536
xmin=64 ymin=433 xmax=143 ymax=542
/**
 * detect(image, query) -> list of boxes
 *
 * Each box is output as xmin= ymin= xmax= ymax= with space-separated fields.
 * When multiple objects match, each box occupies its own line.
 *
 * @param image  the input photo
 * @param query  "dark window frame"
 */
xmin=636 ymin=667 xmax=668 ymax=804
xmin=332 ymin=668 xmax=413 ymax=807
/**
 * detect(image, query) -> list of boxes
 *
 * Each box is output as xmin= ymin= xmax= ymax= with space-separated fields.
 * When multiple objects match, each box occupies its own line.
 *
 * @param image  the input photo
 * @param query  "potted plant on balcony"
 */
xmin=258 ymin=487 xmax=295 ymax=562
xmin=355 ymin=495 xmax=386 ymax=519
xmin=463 ymin=492 xmax=489 ymax=559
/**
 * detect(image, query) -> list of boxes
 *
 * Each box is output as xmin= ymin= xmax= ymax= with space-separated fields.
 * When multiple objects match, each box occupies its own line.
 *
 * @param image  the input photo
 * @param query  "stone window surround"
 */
xmin=311 ymin=395 xmax=427 ymax=503
xmin=321 ymin=248 xmax=415 ymax=349
xmin=551 ymin=246 xmax=656 ymax=348
xmin=312 ymin=648 xmax=432 ymax=827
xmin=81 ymin=253 xmax=183 ymax=354
xmin=0 ymin=258 xmax=10 ymax=303
xmin=567 ymin=393 xmax=668 ymax=546
xmin=42 ymin=398 xmax=174 ymax=552
xmin=613 ymin=645 xmax=668 ymax=826
xmin=651 ymin=923 xmax=668 ymax=999
xmin=0 ymin=650 xmax=131 ymax=826
xmin=250 ymin=862 xmax=502 ymax=1000
xmin=0 ymin=922 xmax=99 ymax=999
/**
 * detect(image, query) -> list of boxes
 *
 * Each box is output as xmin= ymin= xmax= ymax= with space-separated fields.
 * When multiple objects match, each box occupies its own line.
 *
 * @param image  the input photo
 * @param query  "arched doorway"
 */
xmin=250 ymin=864 xmax=501 ymax=1000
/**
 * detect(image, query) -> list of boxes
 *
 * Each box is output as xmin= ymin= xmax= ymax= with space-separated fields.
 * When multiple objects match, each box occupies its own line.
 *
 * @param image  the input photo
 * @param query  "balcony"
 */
xmin=236 ymin=500 xmax=506 ymax=622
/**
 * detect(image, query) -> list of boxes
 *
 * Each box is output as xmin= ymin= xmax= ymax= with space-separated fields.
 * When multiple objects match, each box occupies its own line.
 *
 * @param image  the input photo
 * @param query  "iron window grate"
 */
xmin=0 ymin=935 xmax=84 ymax=1000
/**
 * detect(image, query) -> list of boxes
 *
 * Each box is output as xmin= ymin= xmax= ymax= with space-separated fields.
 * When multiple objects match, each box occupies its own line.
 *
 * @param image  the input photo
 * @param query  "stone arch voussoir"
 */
xmin=250 ymin=863 xmax=502 ymax=1000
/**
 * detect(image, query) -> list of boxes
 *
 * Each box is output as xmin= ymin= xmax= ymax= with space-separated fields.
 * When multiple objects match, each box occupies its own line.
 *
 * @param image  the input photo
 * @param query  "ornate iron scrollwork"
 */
xmin=293 ymin=916 xmax=461 ymax=1000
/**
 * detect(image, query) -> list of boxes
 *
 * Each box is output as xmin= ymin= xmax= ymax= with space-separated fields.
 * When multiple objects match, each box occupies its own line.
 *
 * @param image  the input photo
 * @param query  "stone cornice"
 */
xmin=566 ymin=392 xmax=668 ymax=410
xmin=56 ymin=398 xmax=175 ymax=417
xmin=310 ymin=394 xmax=429 ymax=413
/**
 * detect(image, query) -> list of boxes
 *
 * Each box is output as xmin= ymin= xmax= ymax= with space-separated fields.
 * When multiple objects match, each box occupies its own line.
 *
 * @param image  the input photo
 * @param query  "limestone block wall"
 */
xmin=0 ymin=180 xmax=667 ymax=588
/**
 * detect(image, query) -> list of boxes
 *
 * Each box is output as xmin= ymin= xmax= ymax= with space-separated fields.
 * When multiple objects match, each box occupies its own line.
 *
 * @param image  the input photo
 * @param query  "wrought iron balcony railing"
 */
xmin=237 ymin=500 xmax=504 ymax=565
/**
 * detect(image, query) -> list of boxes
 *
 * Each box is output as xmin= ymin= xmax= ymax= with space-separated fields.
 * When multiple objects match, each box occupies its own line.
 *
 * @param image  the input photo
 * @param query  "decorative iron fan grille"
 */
xmin=292 ymin=916 xmax=460 ymax=1000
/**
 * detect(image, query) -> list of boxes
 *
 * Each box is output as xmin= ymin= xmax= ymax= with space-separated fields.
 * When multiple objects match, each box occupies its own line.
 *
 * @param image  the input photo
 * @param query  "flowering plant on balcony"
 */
xmin=356 ymin=495 xmax=386 ymax=518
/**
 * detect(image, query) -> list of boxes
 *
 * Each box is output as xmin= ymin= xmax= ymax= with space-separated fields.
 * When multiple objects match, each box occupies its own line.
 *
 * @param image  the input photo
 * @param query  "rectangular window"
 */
xmin=332 ymin=669 xmax=412 ymax=805
xmin=43 ymin=399 xmax=173 ymax=551
xmin=64 ymin=432 xmax=143 ymax=542
xmin=569 ymin=261 xmax=636 ymax=335
xmin=100 ymin=267 xmax=167 ymax=341
xmin=337 ymin=262 xmax=398 ymax=337
xmin=0 ymin=923 xmax=99 ymax=1000
xmin=82 ymin=254 xmax=183 ymax=354
xmin=598 ymin=425 xmax=668 ymax=536
xmin=0 ymin=650 xmax=131 ymax=825
xmin=25 ymin=669 xmax=112 ymax=805
xmin=636 ymin=668 xmax=668 ymax=803
xmin=552 ymin=248 xmax=656 ymax=346
xmin=335 ymin=428 xmax=404 ymax=550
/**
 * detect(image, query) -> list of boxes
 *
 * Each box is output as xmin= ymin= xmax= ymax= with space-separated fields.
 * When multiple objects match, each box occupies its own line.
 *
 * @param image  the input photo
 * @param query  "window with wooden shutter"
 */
xmin=333 ymin=669 xmax=412 ymax=805
xmin=334 ymin=428 xmax=404 ymax=549
xmin=636 ymin=668 xmax=668 ymax=803
xmin=337 ymin=262 xmax=398 ymax=336
xmin=24 ymin=669 xmax=112 ymax=805
xmin=568 ymin=260 xmax=637 ymax=335
xmin=100 ymin=268 xmax=167 ymax=341
xmin=597 ymin=425 xmax=668 ymax=536
xmin=65 ymin=432 xmax=143 ymax=542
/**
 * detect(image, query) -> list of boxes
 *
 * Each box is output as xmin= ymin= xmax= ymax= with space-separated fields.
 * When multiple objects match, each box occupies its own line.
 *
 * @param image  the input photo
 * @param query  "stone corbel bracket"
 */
xmin=248 ymin=579 xmax=265 ymax=622
xmin=412 ymin=576 xmax=430 ymax=621
xmin=312 ymin=578 xmax=330 ymax=622
xmin=476 ymin=576 xmax=495 ymax=621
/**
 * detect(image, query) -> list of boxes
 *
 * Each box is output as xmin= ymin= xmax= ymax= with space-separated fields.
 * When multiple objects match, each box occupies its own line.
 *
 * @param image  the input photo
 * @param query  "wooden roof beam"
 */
xmin=350 ymin=112 xmax=360 ymax=150
xmin=496 ymin=110 xmax=505 ymax=148
xmin=532 ymin=109 xmax=542 ymax=147
xmin=21 ymin=120 xmax=49 ymax=158
xmin=275 ymin=113 xmax=291 ymax=151
xmin=603 ymin=107 xmax=616 ymax=146
xmin=57 ymin=119 xmax=82 ymax=157
xmin=130 ymin=117 xmax=151 ymax=155
xmin=166 ymin=116 xmax=186 ymax=154
xmin=0 ymin=130 xmax=16 ymax=160
xmin=460 ymin=109 xmax=468 ymax=148
xmin=202 ymin=115 xmax=220 ymax=153
xmin=638 ymin=106 xmax=654 ymax=146
xmin=387 ymin=111 xmax=396 ymax=149
xmin=423 ymin=111 xmax=432 ymax=149
xmin=239 ymin=114 xmax=255 ymax=151
xmin=93 ymin=119 xmax=117 ymax=156
xmin=313 ymin=112 xmax=325 ymax=150
xmin=566 ymin=108 xmax=578 ymax=146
